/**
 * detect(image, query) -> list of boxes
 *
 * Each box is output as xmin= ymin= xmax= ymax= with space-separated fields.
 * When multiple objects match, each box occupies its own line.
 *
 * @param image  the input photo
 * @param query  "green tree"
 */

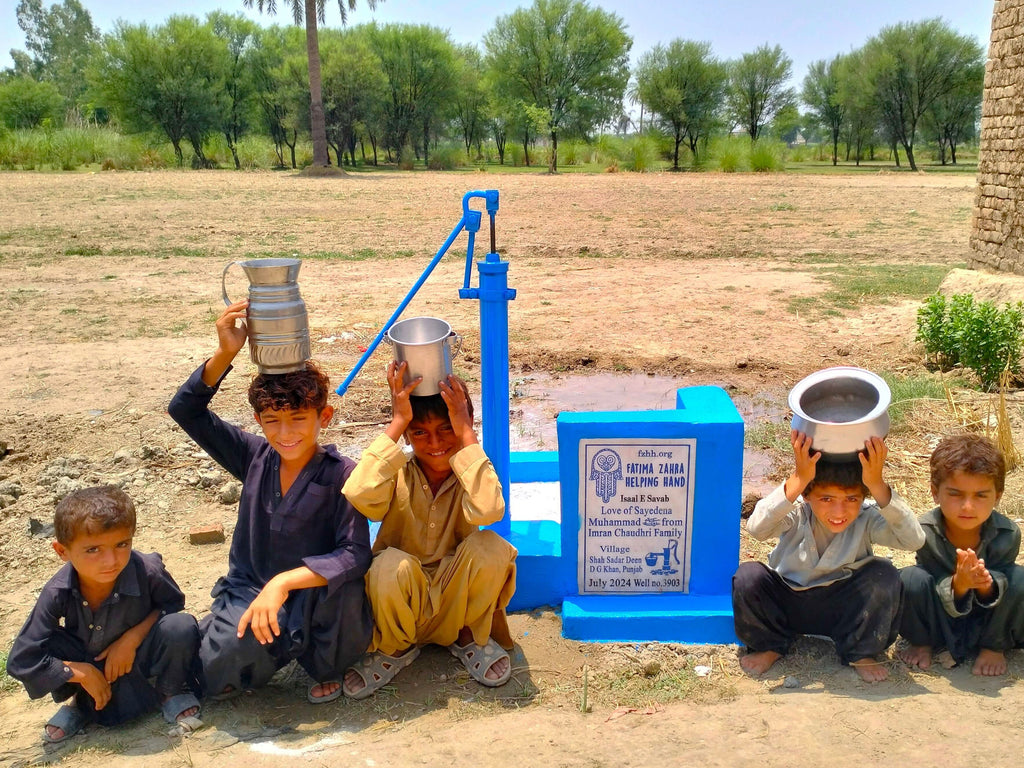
xmin=250 ymin=25 xmax=307 ymax=167
xmin=835 ymin=49 xmax=879 ymax=165
xmin=452 ymin=44 xmax=488 ymax=159
xmin=863 ymin=18 xmax=984 ymax=171
xmin=91 ymin=17 xmax=225 ymax=166
xmin=802 ymin=56 xmax=845 ymax=165
xmin=320 ymin=27 xmax=386 ymax=166
xmin=634 ymin=40 xmax=727 ymax=169
xmin=242 ymin=0 xmax=380 ymax=169
xmin=0 ymin=76 xmax=63 ymax=128
xmin=209 ymin=12 xmax=262 ymax=169
xmin=484 ymin=0 xmax=631 ymax=173
xmin=727 ymin=44 xmax=795 ymax=141
xmin=368 ymin=23 xmax=457 ymax=166
xmin=923 ymin=54 xmax=984 ymax=165
xmin=13 ymin=0 xmax=99 ymax=116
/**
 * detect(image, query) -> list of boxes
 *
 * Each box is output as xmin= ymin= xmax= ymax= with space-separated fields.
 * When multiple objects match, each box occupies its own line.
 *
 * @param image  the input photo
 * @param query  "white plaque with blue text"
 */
xmin=578 ymin=438 xmax=696 ymax=594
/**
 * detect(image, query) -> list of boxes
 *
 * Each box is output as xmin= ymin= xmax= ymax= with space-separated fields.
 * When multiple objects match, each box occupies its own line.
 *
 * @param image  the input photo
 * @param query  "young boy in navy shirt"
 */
xmin=7 ymin=486 xmax=200 ymax=743
xmin=899 ymin=434 xmax=1024 ymax=676
xmin=169 ymin=299 xmax=371 ymax=703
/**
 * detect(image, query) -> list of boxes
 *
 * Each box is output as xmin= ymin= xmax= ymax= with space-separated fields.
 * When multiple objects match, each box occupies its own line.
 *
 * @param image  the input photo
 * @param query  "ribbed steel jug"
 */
xmin=222 ymin=258 xmax=310 ymax=374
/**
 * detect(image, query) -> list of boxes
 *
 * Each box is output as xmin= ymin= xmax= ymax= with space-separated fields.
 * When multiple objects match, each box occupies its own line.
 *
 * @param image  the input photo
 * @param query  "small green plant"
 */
xmin=915 ymin=292 xmax=1024 ymax=389
xmin=749 ymin=140 xmax=784 ymax=172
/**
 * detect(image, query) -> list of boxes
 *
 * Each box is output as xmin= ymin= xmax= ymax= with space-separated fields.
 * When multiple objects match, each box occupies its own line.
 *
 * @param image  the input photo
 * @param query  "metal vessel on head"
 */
xmin=222 ymin=258 xmax=310 ymax=374
xmin=788 ymin=366 xmax=891 ymax=461
xmin=386 ymin=316 xmax=462 ymax=397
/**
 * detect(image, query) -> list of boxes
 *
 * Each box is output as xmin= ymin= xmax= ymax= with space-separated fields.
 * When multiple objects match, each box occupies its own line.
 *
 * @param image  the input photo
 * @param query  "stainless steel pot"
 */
xmin=788 ymin=366 xmax=891 ymax=460
xmin=386 ymin=316 xmax=462 ymax=396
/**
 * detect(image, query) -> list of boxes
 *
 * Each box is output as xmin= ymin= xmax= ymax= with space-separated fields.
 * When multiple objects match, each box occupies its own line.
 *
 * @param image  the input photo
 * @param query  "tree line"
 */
xmin=1 ymin=0 xmax=985 ymax=173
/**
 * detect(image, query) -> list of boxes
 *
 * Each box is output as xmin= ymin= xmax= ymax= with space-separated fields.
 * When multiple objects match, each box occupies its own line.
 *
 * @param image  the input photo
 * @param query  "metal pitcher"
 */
xmin=222 ymin=258 xmax=310 ymax=375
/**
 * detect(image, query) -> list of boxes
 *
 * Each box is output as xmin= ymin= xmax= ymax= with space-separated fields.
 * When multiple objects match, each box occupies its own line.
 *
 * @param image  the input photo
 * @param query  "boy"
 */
xmin=168 ymin=299 xmax=372 ymax=703
xmin=6 ymin=486 xmax=200 ymax=743
xmin=732 ymin=431 xmax=925 ymax=682
xmin=899 ymin=433 xmax=1024 ymax=676
xmin=340 ymin=360 xmax=517 ymax=699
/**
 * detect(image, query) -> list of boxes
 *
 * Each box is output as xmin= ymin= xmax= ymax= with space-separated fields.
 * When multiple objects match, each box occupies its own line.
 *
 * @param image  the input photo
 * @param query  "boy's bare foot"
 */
xmin=850 ymin=657 xmax=889 ymax=682
xmin=308 ymin=681 xmax=341 ymax=700
xmin=972 ymin=648 xmax=1007 ymax=676
xmin=740 ymin=650 xmax=782 ymax=676
xmin=898 ymin=644 xmax=932 ymax=670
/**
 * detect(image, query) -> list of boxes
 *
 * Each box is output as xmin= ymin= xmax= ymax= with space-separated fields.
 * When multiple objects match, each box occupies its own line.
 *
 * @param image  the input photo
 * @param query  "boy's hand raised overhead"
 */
xmin=439 ymin=375 xmax=477 ymax=449
xmin=202 ymin=300 xmax=249 ymax=387
xmin=859 ymin=436 xmax=892 ymax=507
xmin=784 ymin=430 xmax=820 ymax=502
xmin=384 ymin=361 xmax=422 ymax=442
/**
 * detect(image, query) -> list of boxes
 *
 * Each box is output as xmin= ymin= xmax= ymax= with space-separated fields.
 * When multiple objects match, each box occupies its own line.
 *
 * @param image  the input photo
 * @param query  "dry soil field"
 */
xmin=3 ymin=168 xmax=1024 ymax=768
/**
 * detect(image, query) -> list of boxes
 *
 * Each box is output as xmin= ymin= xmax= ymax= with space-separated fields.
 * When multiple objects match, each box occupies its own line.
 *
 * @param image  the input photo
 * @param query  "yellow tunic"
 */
xmin=342 ymin=434 xmax=517 ymax=654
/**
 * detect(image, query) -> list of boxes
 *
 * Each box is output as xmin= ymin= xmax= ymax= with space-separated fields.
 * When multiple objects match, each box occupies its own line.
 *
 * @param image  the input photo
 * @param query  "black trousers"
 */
xmin=199 ymin=577 xmax=372 ymax=697
xmin=899 ymin=564 xmax=1024 ymax=661
xmin=732 ymin=559 xmax=903 ymax=664
xmin=46 ymin=612 xmax=200 ymax=726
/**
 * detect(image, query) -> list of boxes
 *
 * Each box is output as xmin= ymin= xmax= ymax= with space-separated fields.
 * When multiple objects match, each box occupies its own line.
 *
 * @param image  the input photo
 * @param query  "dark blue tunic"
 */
xmin=168 ymin=364 xmax=372 ymax=691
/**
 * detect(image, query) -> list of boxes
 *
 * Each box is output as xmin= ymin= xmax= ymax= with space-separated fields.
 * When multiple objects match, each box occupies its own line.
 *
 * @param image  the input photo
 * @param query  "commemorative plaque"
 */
xmin=578 ymin=438 xmax=696 ymax=594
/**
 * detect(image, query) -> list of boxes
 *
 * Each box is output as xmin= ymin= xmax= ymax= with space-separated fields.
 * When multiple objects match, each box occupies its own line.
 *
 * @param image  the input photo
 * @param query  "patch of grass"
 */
xmin=786 ymin=263 xmax=954 ymax=318
xmin=881 ymin=371 xmax=958 ymax=430
xmin=63 ymin=245 xmax=103 ymax=256
xmin=0 ymin=649 xmax=19 ymax=693
xmin=745 ymin=421 xmax=791 ymax=452
xmin=242 ymin=249 xmax=419 ymax=262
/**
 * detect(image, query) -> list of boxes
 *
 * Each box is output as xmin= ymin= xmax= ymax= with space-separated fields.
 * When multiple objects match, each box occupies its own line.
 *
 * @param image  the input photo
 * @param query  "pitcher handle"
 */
xmin=449 ymin=331 xmax=463 ymax=358
xmin=221 ymin=261 xmax=242 ymax=306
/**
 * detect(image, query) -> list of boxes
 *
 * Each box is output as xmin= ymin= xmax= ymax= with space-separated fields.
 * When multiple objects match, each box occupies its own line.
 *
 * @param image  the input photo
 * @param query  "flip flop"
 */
xmin=43 ymin=704 xmax=90 ymax=744
xmin=342 ymin=646 xmax=421 ymax=700
xmin=307 ymin=680 xmax=343 ymax=704
xmin=448 ymin=638 xmax=512 ymax=687
xmin=161 ymin=692 xmax=202 ymax=724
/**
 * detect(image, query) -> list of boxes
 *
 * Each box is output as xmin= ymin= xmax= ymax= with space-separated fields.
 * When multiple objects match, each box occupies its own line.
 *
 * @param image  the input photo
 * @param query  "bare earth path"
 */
xmin=4 ymin=169 xmax=1023 ymax=768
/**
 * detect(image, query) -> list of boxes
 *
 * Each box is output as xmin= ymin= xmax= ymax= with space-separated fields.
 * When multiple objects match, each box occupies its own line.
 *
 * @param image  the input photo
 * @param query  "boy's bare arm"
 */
xmin=783 ymin=430 xmax=819 ymax=502
xmin=63 ymin=660 xmax=111 ymax=710
xmin=237 ymin=566 xmax=328 ymax=645
xmin=94 ymin=609 xmax=160 ymax=683
xmin=859 ymin=436 xmax=892 ymax=507
xmin=202 ymin=300 xmax=249 ymax=387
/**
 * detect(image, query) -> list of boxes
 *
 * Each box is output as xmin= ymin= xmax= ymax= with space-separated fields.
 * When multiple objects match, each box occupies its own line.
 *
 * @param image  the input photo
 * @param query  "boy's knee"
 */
xmin=732 ymin=561 xmax=771 ymax=596
xmin=369 ymin=547 xmax=423 ymax=587
xmin=899 ymin=565 xmax=934 ymax=596
xmin=156 ymin=612 xmax=200 ymax=644
xmin=459 ymin=530 xmax=515 ymax=563
xmin=1001 ymin=564 xmax=1024 ymax=606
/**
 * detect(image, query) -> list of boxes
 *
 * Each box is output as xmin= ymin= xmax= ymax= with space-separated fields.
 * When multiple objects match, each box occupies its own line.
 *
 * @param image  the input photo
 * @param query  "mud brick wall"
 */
xmin=971 ymin=1 xmax=1024 ymax=273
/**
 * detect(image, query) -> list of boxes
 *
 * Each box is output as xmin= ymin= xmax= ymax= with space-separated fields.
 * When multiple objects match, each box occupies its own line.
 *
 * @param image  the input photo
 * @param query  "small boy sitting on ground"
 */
xmin=899 ymin=433 xmax=1024 ymax=676
xmin=733 ymin=431 xmax=925 ymax=682
xmin=340 ymin=360 xmax=517 ymax=699
xmin=168 ymin=299 xmax=372 ymax=704
xmin=6 ymin=486 xmax=201 ymax=743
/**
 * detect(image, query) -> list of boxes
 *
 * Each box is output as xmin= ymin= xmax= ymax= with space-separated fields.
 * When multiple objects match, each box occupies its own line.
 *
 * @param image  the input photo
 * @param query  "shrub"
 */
xmin=915 ymin=292 xmax=1024 ymax=389
xmin=750 ymin=140 xmax=785 ymax=172
xmin=427 ymin=143 xmax=463 ymax=170
xmin=624 ymin=135 xmax=658 ymax=172
xmin=398 ymin=144 xmax=416 ymax=170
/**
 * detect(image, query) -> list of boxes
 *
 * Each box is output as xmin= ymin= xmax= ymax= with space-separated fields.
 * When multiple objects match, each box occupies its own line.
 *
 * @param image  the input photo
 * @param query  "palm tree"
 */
xmin=243 ymin=0 xmax=379 ymax=168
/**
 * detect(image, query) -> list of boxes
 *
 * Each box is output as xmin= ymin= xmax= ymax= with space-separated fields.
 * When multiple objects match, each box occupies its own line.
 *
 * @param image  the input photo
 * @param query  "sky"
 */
xmin=0 ymin=0 xmax=994 ymax=88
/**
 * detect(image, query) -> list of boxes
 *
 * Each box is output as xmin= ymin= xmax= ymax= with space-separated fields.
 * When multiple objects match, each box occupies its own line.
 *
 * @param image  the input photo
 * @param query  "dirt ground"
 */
xmin=2 ymin=168 xmax=1024 ymax=768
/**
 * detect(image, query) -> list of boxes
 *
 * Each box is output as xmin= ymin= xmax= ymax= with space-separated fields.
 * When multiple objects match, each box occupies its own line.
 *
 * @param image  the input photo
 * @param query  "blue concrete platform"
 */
xmin=562 ymin=594 xmax=736 ymax=644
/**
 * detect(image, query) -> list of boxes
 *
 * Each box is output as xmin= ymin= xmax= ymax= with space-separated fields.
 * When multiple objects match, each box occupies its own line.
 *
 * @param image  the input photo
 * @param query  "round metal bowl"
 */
xmin=788 ymin=367 xmax=891 ymax=460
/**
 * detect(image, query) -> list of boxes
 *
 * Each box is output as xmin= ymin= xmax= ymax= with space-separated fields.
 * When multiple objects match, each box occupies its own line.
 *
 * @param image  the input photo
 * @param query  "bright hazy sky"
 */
xmin=1 ymin=0 xmax=994 ymax=87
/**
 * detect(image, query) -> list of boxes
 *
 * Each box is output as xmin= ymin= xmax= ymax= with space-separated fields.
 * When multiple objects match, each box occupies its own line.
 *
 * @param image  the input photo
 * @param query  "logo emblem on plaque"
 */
xmin=589 ymin=449 xmax=623 ymax=503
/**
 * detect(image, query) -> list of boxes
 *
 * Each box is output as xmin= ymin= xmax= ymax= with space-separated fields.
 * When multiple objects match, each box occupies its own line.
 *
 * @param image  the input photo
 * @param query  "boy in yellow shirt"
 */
xmin=341 ymin=361 xmax=517 ymax=698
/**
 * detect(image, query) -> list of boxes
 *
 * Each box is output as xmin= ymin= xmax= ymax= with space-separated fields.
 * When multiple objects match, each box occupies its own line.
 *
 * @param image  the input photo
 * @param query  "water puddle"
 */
xmin=507 ymin=372 xmax=788 ymax=495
